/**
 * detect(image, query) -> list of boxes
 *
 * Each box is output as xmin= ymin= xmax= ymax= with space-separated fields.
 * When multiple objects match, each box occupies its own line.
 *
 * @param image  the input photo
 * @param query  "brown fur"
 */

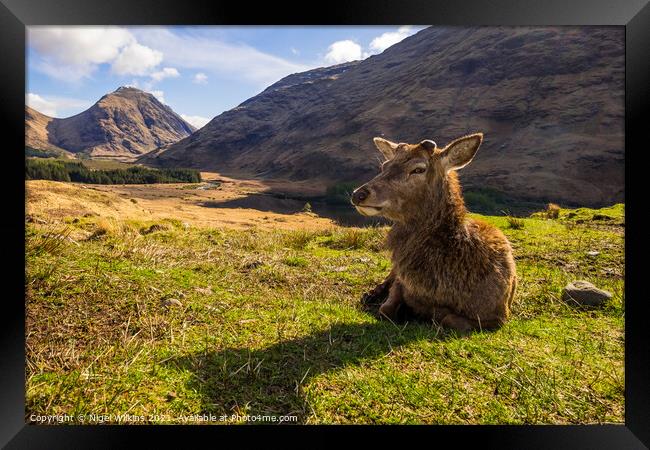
xmin=352 ymin=134 xmax=517 ymax=332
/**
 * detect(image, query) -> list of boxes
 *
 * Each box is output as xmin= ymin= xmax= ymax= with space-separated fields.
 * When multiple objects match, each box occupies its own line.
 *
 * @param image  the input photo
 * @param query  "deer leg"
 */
xmin=430 ymin=305 xmax=454 ymax=323
xmin=440 ymin=313 xmax=475 ymax=334
xmin=379 ymin=278 xmax=404 ymax=321
xmin=361 ymin=269 xmax=396 ymax=305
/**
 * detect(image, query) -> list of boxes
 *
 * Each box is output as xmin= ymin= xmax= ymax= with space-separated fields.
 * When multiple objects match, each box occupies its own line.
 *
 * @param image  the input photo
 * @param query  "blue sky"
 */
xmin=26 ymin=26 xmax=425 ymax=128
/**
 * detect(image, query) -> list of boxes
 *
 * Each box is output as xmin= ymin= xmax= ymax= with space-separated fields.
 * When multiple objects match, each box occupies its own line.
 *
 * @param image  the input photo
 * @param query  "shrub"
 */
xmin=546 ymin=203 xmax=560 ymax=219
xmin=325 ymin=226 xmax=386 ymax=251
xmin=89 ymin=218 xmax=117 ymax=239
xmin=506 ymin=216 xmax=525 ymax=229
xmin=282 ymin=229 xmax=319 ymax=250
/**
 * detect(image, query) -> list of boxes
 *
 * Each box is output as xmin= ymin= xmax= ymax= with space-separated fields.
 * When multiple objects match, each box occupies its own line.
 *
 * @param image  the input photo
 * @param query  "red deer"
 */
xmin=351 ymin=133 xmax=517 ymax=333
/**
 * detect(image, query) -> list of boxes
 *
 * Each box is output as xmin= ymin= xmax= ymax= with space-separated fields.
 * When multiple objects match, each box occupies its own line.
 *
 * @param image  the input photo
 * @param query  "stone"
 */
xmin=562 ymin=280 xmax=612 ymax=307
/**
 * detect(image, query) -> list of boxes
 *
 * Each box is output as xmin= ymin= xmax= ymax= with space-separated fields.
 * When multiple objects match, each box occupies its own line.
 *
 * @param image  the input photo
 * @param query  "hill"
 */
xmin=25 ymin=87 xmax=195 ymax=157
xmin=140 ymin=27 xmax=624 ymax=207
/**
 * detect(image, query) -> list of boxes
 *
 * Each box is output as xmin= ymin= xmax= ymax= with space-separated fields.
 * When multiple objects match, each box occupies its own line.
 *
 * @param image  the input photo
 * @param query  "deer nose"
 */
xmin=351 ymin=187 xmax=370 ymax=205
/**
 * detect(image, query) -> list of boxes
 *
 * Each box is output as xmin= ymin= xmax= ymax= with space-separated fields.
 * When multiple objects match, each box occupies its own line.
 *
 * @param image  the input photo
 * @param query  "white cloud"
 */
xmin=369 ymin=26 xmax=416 ymax=53
xmin=193 ymin=72 xmax=208 ymax=84
xmin=132 ymin=28 xmax=312 ymax=87
xmin=112 ymin=42 xmax=163 ymax=76
xmin=181 ymin=114 xmax=210 ymax=129
xmin=26 ymin=93 xmax=57 ymax=116
xmin=321 ymin=26 xmax=421 ymax=66
xmin=28 ymin=26 xmax=165 ymax=81
xmin=26 ymin=92 xmax=92 ymax=118
xmin=29 ymin=27 xmax=132 ymax=66
xmin=150 ymin=67 xmax=180 ymax=82
xmin=324 ymin=40 xmax=363 ymax=64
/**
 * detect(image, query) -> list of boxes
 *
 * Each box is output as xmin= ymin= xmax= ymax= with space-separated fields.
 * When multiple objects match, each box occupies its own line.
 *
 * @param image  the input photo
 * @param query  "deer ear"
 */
xmin=420 ymin=140 xmax=437 ymax=152
xmin=440 ymin=133 xmax=483 ymax=172
xmin=373 ymin=137 xmax=399 ymax=161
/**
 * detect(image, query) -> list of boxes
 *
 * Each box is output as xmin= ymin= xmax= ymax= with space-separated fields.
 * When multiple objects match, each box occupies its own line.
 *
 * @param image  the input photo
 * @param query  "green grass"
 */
xmin=25 ymin=205 xmax=624 ymax=424
xmin=79 ymin=159 xmax=134 ymax=171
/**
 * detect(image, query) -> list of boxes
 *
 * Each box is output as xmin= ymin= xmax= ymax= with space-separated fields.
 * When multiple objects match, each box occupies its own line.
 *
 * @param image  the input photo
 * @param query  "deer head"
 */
xmin=351 ymin=133 xmax=483 ymax=223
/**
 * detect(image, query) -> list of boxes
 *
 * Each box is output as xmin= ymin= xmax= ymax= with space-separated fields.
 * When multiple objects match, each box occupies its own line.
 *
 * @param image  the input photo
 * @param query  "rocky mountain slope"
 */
xmin=26 ymin=87 xmax=195 ymax=157
xmin=25 ymin=106 xmax=72 ymax=156
xmin=141 ymin=27 xmax=624 ymax=207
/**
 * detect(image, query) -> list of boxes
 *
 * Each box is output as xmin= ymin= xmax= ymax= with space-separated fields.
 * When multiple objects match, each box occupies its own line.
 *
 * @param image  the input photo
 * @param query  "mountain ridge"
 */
xmin=139 ymin=26 xmax=624 ymax=207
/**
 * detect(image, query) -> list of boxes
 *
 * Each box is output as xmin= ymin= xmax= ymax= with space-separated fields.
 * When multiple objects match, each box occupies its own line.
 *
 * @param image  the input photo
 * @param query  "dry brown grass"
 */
xmin=26 ymin=180 xmax=335 ymax=231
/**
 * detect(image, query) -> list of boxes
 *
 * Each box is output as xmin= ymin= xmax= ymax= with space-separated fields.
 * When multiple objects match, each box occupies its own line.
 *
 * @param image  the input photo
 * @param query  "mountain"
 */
xmin=139 ymin=27 xmax=624 ymax=207
xmin=25 ymin=106 xmax=73 ymax=157
xmin=26 ymin=87 xmax=195 ymax=157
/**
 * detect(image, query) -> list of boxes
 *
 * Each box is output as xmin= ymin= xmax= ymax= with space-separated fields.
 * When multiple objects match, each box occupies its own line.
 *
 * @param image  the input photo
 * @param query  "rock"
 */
xmin=586 ymin=251 xmax=600 ymax=257
xmin=562 ymin=280 xmax=612 ymax=306
xmin=162 ymin=298 xmax=183 ymax=308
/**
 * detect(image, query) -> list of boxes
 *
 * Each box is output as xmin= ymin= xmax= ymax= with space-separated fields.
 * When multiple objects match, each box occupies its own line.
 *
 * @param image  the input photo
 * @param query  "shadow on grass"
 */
xmin=166 ymin=307 xmax=460 ymax=423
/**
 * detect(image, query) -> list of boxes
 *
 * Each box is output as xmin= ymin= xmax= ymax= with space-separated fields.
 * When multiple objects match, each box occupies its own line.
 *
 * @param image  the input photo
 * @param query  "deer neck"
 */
xmin=406 ymin=171 xmax=467 ymax=232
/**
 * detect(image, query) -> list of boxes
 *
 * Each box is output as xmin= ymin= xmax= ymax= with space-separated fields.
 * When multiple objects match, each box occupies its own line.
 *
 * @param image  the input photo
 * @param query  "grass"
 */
xmin=25 ymin=204 xmax=624 ymax=424
xmin=506 ymin=215 xmax=525 ymax=230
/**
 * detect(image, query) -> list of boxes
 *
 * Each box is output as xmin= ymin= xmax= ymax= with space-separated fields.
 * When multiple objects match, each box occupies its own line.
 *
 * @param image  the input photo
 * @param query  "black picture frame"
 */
xmin=2 ymin=0 xmax=648 ymax=447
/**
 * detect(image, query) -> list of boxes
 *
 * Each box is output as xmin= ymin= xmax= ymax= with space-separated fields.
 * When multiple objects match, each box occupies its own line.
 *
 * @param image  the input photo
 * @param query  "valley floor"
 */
xmin=25 ymin=180 xmax=625 ymax=424
xmin=26 ymin=175 xmax=334 ymax=231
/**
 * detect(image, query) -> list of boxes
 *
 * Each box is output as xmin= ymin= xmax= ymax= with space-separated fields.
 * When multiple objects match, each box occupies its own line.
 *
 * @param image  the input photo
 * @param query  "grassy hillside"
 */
xmin=25 ymin=204 xmax=624 ymax=424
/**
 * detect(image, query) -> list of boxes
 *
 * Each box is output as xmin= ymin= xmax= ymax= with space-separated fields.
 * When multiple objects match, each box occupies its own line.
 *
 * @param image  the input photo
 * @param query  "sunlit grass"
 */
xmin=25 ymin=204 xmax=624 ymax=424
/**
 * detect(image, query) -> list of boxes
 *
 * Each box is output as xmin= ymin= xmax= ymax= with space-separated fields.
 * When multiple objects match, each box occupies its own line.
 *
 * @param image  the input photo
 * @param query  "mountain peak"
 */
xmin=114 ymin=85 xmax=143 ymax=93
xmin=26 ymin=87 xmax=195 ymax=157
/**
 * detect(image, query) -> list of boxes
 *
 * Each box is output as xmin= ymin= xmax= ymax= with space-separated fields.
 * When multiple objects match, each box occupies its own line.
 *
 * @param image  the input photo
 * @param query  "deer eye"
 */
xmin=410 ymin=167 xmax=426 ymax=175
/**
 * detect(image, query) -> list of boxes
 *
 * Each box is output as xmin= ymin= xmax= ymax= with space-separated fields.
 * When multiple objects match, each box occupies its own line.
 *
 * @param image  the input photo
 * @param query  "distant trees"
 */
xmin=25 ymin=147 xmax=61 ymax=159
xmin=25 ymin=158 xmax=201 ymax=184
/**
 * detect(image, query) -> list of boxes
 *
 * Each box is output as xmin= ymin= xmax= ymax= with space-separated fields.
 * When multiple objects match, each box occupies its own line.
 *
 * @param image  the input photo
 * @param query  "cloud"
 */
xmin=180 ymin=114 xmax=210 ymax=129
xmin=324 ymin=40 xmax=363 ymax=64
xmin=29 ymin=27 xmax=132 ymax=66
xmin=132 ymin=28 xmax=312 ymax=87
xmin=26 ymin=92 xmax=92 ymax=118
xmin=150 ymin=67 xmax=180 ymax=82
xmin=26 ymin=93 xmax=57 ymax=116
xmin=28 ymin=26 xmax=165 ymax=81
xmin=291 ymin=47 xmax=300 ymax=55
xmin=193 ymin=72 xmax=208 ymax=84
xmin=369 ymin=26 xmax=417 ymax=53
xmin=322 ymin=27 xmax=421 ymax=66
xmin=112 ymin=42 xmax=163 ymax=76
